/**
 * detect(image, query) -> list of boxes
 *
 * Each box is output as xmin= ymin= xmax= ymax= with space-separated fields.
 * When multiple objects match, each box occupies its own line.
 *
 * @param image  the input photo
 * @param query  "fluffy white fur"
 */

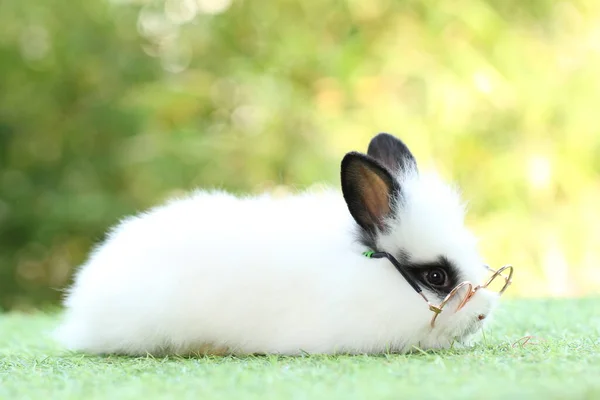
xmin=55 ymin=167 xmax=498 ymax=356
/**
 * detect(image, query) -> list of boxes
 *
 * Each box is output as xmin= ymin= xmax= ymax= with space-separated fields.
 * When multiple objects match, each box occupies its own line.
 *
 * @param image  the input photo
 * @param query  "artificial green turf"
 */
xmin=1 ymin=298 xmax=599 ymax=400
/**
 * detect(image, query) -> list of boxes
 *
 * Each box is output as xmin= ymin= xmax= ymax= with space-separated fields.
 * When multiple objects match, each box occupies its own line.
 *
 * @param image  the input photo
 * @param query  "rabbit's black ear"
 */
xmin=367 ymin=133 xmax=417 ymax=175
xmin=341 ymin=152 xmax=398 ymax=233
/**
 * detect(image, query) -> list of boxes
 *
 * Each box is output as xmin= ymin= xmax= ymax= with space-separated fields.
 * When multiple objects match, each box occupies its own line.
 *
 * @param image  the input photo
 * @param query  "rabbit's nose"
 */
xmin=477 ymin=314 xmax=486 ymax=321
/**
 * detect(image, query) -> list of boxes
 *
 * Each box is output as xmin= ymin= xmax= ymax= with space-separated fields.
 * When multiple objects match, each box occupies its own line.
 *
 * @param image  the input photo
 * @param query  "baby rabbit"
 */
xmin=55 ymin=133 xmax=505 ymax=356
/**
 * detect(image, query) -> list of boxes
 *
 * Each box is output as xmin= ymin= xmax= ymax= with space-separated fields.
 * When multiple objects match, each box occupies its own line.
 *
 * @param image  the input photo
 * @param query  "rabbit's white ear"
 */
xmin=367 ymin=133 xmax=418 ymax=175
xmin=341 ymin=152 xmax=398 ymax=233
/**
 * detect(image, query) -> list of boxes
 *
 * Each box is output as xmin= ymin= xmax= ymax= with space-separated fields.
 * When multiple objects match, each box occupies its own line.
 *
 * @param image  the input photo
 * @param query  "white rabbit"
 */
xmin=55 ymin=133 xmax=505 ymax=356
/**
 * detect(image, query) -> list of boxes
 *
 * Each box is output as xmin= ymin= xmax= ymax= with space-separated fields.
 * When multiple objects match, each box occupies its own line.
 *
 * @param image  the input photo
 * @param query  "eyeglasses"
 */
xmin=363 ymin=251 xmax=514 ymax=328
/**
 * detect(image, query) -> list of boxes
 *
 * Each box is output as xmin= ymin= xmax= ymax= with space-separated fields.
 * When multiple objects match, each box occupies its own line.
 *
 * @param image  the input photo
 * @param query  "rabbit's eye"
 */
xmin=424 ymin=268 xmax=448 ymax=287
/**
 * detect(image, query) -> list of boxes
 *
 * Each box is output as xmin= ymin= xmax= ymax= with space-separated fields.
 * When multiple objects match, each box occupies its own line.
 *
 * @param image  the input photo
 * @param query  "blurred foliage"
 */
xmin=1 ymin=0 xmax=600 ymax=311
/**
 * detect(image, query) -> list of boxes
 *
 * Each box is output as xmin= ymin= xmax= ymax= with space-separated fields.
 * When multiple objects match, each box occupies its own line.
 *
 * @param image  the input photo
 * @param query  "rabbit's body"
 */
xmin=56 ymin=134 xmax=505 ymax=356
xmin=57 ymin=189 xmax=428 ymax=355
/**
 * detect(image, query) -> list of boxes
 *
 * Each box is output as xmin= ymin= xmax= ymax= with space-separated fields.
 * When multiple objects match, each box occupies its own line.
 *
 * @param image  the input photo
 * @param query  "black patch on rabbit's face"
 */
xmin=366 ymin=252 xmax=460 ymax=298
xmin=406 ymin=256 xmax=461 ymax=298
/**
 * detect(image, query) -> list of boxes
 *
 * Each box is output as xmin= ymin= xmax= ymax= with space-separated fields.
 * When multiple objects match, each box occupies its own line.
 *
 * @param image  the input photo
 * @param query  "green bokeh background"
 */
xmin=1 ymin=0 xmax=599 ymax=311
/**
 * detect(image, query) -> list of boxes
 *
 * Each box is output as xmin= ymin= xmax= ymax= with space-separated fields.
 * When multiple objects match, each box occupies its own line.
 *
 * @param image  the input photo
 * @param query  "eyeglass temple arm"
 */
xmin=364 ymin=251 xmax=443 ymax=315
xmin=365 ymin=251 xmax=424 ymax=294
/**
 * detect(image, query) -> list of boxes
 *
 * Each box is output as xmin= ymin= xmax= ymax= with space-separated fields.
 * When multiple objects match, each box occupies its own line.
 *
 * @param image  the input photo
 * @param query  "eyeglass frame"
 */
xmin=362 ymin=250 xmax=514 ymax=328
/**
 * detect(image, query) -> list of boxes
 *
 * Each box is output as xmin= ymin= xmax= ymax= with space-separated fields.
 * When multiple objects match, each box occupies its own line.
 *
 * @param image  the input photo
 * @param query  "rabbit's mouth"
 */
xmin=447 ymin=318 xmax=485 ymax=344
xmin=459 ymin=321 xmax=482 ymax=338
xmin=416 ymin=318 xmax=484 ymax=352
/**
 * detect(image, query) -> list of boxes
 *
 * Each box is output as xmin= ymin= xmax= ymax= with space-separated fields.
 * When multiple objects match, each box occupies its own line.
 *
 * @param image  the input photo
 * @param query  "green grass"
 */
xmin=1 ymin=298 xmax=599 ymax=400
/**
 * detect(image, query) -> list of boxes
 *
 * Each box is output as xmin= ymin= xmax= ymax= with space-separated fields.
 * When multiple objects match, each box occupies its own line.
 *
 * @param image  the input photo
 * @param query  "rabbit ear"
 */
xmin=341 ymin=152 xmax=398 ymax=233
xmin=367 ymin=133 xmax=417 ymax=175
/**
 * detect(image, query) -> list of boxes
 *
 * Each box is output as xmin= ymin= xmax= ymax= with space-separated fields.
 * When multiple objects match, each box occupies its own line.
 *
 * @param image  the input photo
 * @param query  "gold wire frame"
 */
xmin=427 ymin=265 xmax=514 ymax=328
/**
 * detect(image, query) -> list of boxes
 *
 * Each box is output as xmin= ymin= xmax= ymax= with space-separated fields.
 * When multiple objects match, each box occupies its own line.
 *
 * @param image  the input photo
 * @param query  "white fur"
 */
xmin=55 ymin=168 xmax=499 ymax=356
